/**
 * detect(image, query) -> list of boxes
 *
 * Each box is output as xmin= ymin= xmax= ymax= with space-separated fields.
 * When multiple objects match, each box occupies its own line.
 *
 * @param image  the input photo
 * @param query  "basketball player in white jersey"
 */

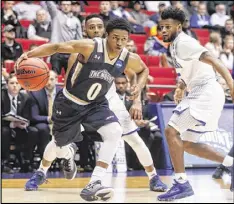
xmin=156 ymin=8 xmax=234 ymax=201
xmin=23 ymin=14 xmax=167 ymax=198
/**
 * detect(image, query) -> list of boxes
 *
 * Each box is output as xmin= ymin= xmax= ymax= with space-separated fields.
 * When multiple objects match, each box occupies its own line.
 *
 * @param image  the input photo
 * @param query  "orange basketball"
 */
xmin=16 ymin=58 xmax=50 ymax=91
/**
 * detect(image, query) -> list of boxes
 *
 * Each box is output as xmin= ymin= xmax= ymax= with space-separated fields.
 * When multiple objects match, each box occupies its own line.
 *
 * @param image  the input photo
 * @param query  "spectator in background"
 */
xmin=170 ymin=1 xmax=190 ymax=18
xmin=110 ymin=1 xmax=144 ymax=33
xmin=99 ymin=1 xmax=116 ymax=27
xmin=205 ymin=32 xmax=223 ymax=58
xmin=1 ymin=1 xmax=26 ymax=38
xmin=144 ymin=1 xmax=171 ymax=12
xmin=13 ymin=1 xmax=42 ymax=21
xmin=1 ymin=25 xmax=23 ymax=63
xmin=220 ymin=36 xmax=233 ymax=71
xmin=128 ymin=1 xmax=147 ymax=10
xmin=220 ymin=19 xmax=234 ymax=40
xmin=41 ymin=1 xmax=83 ymax=75
xmin=29 ymin=71 xmax=62 ymax=158
xmin=182 ymin=18 xmax=198 ymax=40
xmin=207 ymin=1 xmax=233 ymax=16
xmin=2 ymin=74 xmax=38 ymax=173
xmin=186 ymin=1 xmax=199 ymax=16
xmin=2 ymin=64 xmax=10 ymax=86
xmin=150 ymin=2 xmax=167 ymax=25
xmin=144 ymin=25 xmax=168 ymax=56
xmin=129 ymin=1 xmax=155 ymax=28
xmin=27 ymin=9 xmax=51 ymax=42
xmin=190 ymin=3 xmax=211 ymax=28
xmin=71 ymin=1 xmax=85 ymax=24
xmin=210 ymin=4 xmax=230 ymax=27
xmin=2 ymin=1 xmax=19 ymax=27
xmin=126 ymin=38 xmax=137 ymax=53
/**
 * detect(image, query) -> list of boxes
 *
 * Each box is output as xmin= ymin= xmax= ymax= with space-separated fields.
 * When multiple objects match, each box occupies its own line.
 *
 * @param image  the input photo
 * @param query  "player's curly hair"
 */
xmin=106 ymin=17 xmax=133 ymax=34
xmin=161 ymin=7 xmax=186 ymax=24
xmin=85 ymin=14 xmax=104 ymax=24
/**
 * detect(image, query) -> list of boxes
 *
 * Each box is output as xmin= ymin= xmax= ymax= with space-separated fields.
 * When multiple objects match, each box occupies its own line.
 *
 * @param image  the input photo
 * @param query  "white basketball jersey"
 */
xmin=170 ymin=32 xmax=216 ymax=91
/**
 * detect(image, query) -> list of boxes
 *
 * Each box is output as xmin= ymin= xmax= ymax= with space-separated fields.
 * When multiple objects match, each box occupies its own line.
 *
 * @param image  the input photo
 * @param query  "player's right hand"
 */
xmin=15 ymin=53 xmax=28 ymax=72
xmin=174 ymin=88 xmax=185 ymax=104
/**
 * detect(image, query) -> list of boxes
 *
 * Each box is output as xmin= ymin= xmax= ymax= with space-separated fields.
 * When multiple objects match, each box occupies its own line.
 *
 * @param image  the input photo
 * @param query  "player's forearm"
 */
xmin=27 ymin=43 xmax=58 ymax=58
xmin=133 ymin=63 xmax=149 ymax=103
xmin=200 ymin=51 xmax=233 ymax=91
xmin=137 ymin=62 xmax=149 ymax=90
xmin=213 ymin=61 xmax=233 ymax=91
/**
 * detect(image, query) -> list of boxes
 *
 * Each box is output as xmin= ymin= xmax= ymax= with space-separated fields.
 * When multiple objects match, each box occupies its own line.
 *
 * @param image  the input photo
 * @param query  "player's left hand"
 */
xmin=174 ymin=88 xmax=185 ymax=104
xmin=127 ymin=85 xmax=140 ymax=100
xmin=129 ymin=100 xmax=142 ymax=120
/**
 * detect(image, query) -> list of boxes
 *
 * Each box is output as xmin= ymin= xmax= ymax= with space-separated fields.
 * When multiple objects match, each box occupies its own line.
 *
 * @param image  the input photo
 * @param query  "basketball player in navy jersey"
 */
xmin=16 ymin=17 xmax=149 ymax=202
xmin=69 ymin=14 xmax=167 ymax=192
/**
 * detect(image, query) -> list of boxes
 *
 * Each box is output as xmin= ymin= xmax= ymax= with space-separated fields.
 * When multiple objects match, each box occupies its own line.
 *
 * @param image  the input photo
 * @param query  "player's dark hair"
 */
xmin=85 ymin=14 xmax=104 ymax=24
xmin=161 ymin=7 xmax=186 ymax=24
xmin=106 ymin=17 xmax=132 ymax=34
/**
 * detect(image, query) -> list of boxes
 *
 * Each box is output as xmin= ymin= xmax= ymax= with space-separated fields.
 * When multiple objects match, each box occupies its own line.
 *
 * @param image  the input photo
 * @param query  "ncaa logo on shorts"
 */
xmin=115 ymin=60 xmax=123 ymax=69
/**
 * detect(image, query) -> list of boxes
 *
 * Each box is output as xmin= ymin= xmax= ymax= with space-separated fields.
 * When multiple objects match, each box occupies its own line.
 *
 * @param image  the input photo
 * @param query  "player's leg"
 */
xmin=123 ymin=131 xmax=167 ymax=192
xmin=109 ymin=93 xmax=167 ymax=191
xmin=24 ymin=139 xmax=77 ymax=191
xmin=183 ymin=136 xmax=232 ymax=179
xmin=25 ymin=91 xmax=82 ymax=190
xmin=158 ymin=108 xmax=201 ymax=201
xmin=212 ymin=145 xmax=233 ymax=180
xmin=80 ymin=122 xmax=122 ymax=202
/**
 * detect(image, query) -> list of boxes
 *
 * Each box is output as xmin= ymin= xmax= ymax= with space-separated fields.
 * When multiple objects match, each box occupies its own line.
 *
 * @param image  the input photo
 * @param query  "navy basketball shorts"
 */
xmin=52 ymin=90 xmax=118 ymax=147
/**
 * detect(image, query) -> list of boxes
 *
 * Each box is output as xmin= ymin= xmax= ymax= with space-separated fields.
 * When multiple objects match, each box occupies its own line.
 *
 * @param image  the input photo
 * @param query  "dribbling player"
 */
xmin=16 ymin=17 xmax=147 ymax=202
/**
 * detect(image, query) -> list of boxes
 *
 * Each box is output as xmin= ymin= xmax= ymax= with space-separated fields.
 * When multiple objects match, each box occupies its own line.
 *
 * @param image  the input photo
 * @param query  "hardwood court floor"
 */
xmin=2 ymin=174 xmax=233 ymax=203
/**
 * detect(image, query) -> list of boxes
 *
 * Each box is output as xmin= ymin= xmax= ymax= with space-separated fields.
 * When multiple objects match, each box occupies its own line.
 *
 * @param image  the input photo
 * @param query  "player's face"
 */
xmin=7 ymin=76 xmax=21 ymax=95
xmin=159 ymin=19 xmax=182 ymax=42
xmin=85 ymin=18 xmax=105 ymax=39
xmin=115 ymin=77 xmax=128 ymax=95
xmin=107 ymin=29 xmax=129 ymax=54
xmin=45 ymin=71 xmax=57 ymax=91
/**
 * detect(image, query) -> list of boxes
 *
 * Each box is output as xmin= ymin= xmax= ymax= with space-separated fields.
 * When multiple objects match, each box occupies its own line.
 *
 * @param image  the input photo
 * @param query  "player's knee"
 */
xmin=165 ymin=125 xmax=178 ymax=139
xmin=110 ymin=123 xmax=122 ymax=141
xmin=183 ymin=140 xmax=192 ymax=150
xmin=123 ymin=132 xmax=145 ymax=149
xmin=98 ymin=122 xmax=122 ymax=143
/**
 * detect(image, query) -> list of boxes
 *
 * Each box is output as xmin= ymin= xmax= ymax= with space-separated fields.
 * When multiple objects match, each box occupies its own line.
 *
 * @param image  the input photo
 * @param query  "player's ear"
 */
xmin=178 ymin=23 xmax=182 ymax=30
xmin=105 ymin=32 xmax=108 ymax=37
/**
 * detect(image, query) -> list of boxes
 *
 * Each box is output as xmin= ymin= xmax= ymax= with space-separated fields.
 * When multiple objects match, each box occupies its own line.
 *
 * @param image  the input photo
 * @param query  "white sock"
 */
xmin=38 ymin=162 xmax=50 ymax=175
xmin=90 ymin=166 xmax=107 ymax=183
xmin=175 ymin=173 xmax=187 ymax=184
xmin=222 ymin=155 xmax=233 ymax=167
xmin=146 ymin=168 xmax=157 ymax=180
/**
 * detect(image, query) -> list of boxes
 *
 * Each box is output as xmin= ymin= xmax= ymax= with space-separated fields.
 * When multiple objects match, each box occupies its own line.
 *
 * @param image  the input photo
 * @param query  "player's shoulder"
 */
xmin=175 ymin=32 xmax=200 ymax=49
xmin=128 ymin=52 xmax=141 ymax=63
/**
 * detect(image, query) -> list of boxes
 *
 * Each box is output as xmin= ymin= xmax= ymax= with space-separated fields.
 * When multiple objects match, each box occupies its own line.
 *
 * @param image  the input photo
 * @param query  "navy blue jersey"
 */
xmin=64 ymin=38 xmax=130 ymax=103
